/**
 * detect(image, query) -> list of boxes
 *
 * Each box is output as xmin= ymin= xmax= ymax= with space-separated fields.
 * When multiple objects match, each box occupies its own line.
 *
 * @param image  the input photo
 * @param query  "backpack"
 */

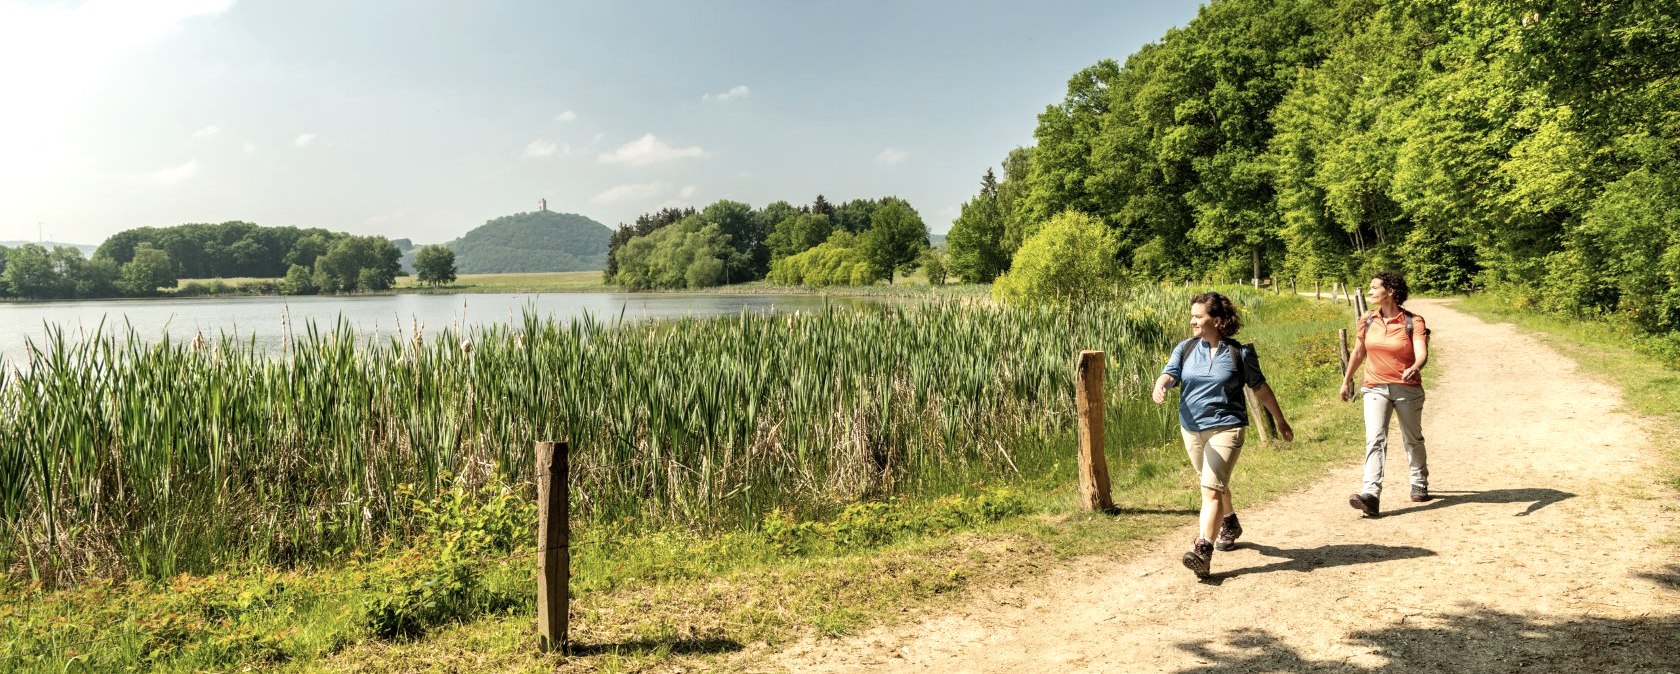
xmin=1359 ymin=309 xmax=1430 ymax=342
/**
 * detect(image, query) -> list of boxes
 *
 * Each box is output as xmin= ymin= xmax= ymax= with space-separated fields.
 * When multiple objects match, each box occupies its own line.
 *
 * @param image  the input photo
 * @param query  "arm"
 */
xmin=1339 ymin=336 xmax=1368 ymax=402
xmin=1253 ymin=382 xmax=1294 ymax=441
xmin=1153 ymin=341 xmax=1186 ymax=404
xmin=1401 ymin=331 xmax=1429 ymax=381
xmin=1152 ymin=373 xmax=1177 ymax=404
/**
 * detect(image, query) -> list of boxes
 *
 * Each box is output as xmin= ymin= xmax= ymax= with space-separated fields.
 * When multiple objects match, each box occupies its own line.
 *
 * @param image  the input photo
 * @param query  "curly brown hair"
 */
xmin=1191 ymin=291 xmax=1242 ymax=338
xmin=1372 ymin=271 xmax=1410 ymax=306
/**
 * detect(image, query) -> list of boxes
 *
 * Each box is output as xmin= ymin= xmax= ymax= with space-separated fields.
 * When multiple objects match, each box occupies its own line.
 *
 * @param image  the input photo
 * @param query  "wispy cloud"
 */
xmin=555 ymin=110 xmax=577 ymax=122
xmin=135 ymin=159 xmax=200 ymax=187
xmin=591 ymin=181 xmax=667 ymax=205
xmin=598 ymin=134 xmax=706 ymax=167
xmin=293 ymin=133 xmax=316 ymax=148
xmin=524 ymin=139 xmax=559 ymax=158
xmin=876 ymin=147 xmax=908 ymax=165
xmin=702 ymin=85 xmax=750 ymax=103
xmin=677 ymin=185 xmax=697 ymax=200
xmin=192 ymin=125 xmax=220 ymax=139
xmin=243 ymin=142 xmax=256 ymax=154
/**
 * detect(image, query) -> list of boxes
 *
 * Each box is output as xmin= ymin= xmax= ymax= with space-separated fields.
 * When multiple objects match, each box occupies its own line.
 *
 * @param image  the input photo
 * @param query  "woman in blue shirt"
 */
xmin=1151 ymin=291 xmax=1294 ymax=579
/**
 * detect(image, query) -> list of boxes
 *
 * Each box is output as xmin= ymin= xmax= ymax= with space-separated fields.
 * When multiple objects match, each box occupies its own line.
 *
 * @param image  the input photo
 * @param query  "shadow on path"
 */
xmin=1107 ymin=507 xmax=1201 ymax=517
xmin=1377 ymin=488 xmax=1575 ymax=518
xmin=1172 ymin=609 xmax=1680 ymax=673
xmin=1639 ymin=564 xmax=1680 ymax=591
xmin=1206 ymin=543 xmax=1436 ymax=583
xmin=568 ymin=637 xmax=743 ymax=657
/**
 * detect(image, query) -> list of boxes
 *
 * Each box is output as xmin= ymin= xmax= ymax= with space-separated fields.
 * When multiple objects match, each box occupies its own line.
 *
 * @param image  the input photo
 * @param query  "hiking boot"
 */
xmin=1215 ymin=513 xmax=1242 ymax=551
xmin=1411 ymin=486 xmax=1431 ymax=502
xmin=1348 ymin=492 xmax=1380 ymax=518
xmin=1182 ymin=538 xmax=1214 ymax=578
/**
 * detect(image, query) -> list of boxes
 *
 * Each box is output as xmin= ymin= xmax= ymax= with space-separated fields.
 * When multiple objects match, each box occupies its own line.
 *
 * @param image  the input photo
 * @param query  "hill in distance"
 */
xmin=447 ymin=210 xmax=611 ymax=274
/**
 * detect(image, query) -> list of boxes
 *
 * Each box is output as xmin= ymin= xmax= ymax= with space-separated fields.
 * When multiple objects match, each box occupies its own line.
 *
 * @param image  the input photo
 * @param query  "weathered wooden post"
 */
xmin=536 ymin=441 xmax=569 ymax=653
xmin=1075 ymin=351 xmax=1114 ymax=511
xmin=1315 ymin=280 xmax=1321 ymax=299
xmin=1243 ymin=386 xmax=1273 ymax=444
xmin=1337 ymin=328 xmax=1351 ymax=381
xmin=1355 ymin=287 xmax=1367 ymax=315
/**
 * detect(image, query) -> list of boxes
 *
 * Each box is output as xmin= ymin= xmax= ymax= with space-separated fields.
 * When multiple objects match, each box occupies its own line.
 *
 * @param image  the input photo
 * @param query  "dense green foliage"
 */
xmin=1 ymin=224 xmax=404 ymax=299
xmin=993 ymin=211 xmax=1123 ymax=309
xmin=953 ymin=0 xmax=1680 ymax=338
xmin=413 ymin=244 xmax=457 ymax=287
xmin=0 ymin=291 xmax=1207 ymax=584
xmin=607 ymin=195 xmax=928 ymax=289
xmin=448 ymin=210 xmax=611 ymax=274
xmin=768 ymin=231 xmax=875 ymax=287
xmin=96 ymin=221 xmax=342 ymax=280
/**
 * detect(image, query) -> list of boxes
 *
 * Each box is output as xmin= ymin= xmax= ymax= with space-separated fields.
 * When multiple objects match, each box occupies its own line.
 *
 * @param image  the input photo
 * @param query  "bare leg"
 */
xmin=1199 ymin=486 xmax=1225 ymax=541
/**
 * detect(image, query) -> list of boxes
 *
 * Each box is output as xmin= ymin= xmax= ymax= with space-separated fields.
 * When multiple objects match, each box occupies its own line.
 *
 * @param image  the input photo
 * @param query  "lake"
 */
xmin=0 ymin=292 xmax=887 ymax=366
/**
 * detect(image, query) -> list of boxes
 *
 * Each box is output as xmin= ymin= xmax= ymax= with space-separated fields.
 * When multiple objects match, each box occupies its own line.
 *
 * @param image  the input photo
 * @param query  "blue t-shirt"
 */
xmin=1161 ymin=337 xmax=1267 ymax=432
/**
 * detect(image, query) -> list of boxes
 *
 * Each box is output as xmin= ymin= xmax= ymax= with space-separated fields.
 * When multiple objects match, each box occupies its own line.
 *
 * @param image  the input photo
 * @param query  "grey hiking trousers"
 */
xmin=1360 ymin=383 xmax=1428 ymax=497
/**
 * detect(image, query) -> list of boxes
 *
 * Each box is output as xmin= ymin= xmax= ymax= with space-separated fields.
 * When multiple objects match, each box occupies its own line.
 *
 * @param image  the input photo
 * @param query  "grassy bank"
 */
xmin=0 ymin=290 xmax=1365 ymax=672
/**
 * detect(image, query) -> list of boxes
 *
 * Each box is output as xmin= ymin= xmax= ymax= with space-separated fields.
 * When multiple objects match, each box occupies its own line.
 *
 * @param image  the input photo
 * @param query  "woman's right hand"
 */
xmin=1339 ymin=380 xmax=1353 ymax=402
xmin=1152 ymin=377 xmax=1171 ymax=404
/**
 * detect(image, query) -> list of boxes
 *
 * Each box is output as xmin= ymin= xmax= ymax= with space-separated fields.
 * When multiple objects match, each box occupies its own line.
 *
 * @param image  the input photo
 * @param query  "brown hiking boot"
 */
xmin=1411 ymin=487 xmax=1431 ymax=502
xmin=1215 ymin=513 xmax=1242 ymax=551
xmin=1348 ymin=492 xmax=1380 ymax=518
xmin=1182 ymin=538 xmax=1214 ymax=578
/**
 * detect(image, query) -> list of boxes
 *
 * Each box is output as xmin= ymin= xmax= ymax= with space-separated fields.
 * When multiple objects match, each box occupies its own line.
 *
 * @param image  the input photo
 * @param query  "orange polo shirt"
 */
xmin=1360 ymin=310 xmax=1427 ymax=387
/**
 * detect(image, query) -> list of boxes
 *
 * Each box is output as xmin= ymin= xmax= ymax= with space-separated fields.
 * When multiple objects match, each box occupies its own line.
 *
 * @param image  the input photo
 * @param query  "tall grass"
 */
xmin=0 ymin=287 xmax=1233 ymax=584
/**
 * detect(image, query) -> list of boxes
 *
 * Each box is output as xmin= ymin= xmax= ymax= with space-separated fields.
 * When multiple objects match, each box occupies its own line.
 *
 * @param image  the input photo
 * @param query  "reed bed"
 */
xmin=0 ymin=287 xmax=1226 ymax=584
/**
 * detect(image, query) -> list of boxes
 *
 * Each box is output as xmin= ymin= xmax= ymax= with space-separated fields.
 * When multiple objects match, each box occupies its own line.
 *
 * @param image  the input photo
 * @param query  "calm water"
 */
xmin=0 ymin=292 xmax=886 ymax=366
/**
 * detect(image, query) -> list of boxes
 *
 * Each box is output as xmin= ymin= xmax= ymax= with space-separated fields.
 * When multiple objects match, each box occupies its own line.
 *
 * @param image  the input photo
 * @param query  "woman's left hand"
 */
xmin=1401 ymin=364 xmax=1421 ymax=380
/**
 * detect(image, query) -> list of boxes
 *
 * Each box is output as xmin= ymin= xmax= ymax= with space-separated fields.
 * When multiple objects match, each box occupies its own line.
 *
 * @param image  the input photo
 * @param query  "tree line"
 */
xmin=0 ymin=222 xmax=415 ymax=300
xmin=603 ymin=195 xmax=932 ymax=289
xmin=946 ymin=0 xmax=1680 ymax=335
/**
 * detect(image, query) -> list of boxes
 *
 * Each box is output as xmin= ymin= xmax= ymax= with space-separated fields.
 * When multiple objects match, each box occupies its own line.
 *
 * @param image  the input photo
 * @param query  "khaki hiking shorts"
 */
xmin=1181 ymin=425 xmax=1245 ymax=492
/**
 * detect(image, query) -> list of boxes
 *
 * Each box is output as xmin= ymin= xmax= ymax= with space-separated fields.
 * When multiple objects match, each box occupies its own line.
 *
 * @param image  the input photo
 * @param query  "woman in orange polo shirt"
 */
xmin=1339 ymin=271 xmax=1430 ymax=517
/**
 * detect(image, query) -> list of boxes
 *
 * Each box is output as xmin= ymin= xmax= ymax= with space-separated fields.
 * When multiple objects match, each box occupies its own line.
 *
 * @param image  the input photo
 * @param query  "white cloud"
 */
xmin=876 ymin=147 xmax=908 ymax=165
xmin=702 ymin=85 xmax=750 ymax=103
xmin=524 ymin=139 xmax=558 ymax=158
xmin=192 ymin=125 xmax=220 ymax=139
xmin=293 ymin=133 xmax=316 ymax=148
xmin=0 ymin=0 xmax=233 ymax=187
xmin=242 ymin=142 xmax=256 ymax=154
xmin=598 ymin=133 xmax=706 ymax=167
xmin=591 ymin=181 xmax=667 ymax=205
xmin=677 ymin=185 xmax=697 ymax=200
xmin=135 ymin=159 xmax=200 ymax=187
xmin=555 ymin=110 xmax=577 ymax=122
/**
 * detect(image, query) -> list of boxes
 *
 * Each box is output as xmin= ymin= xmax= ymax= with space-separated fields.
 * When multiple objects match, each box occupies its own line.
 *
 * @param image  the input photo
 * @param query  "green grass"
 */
xmin=396 ymin=271 xmax=611 ymax=293
xmin=0 ymin=290 xmax=1365 ymax=673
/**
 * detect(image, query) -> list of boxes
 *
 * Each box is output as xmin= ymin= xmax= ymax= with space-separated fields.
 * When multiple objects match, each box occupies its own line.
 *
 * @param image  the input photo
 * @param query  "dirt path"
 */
xmin=767 ymin=299 xmax=1680 ymax=673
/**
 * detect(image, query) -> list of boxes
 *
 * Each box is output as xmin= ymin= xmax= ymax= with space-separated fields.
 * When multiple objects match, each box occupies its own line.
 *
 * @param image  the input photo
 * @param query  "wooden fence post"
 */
xmin=1075 ymin=351 xmax=1113 ymax=511
xmin=1315 ymin=280 xmax=1321 ymax=299
xmin=1337 ymin=328 xmax=1351 ymax=380
xmin=1243 ymin=386 xmax=1273 ymax=444
xmin=536 ymin=441 xmax=569 ymax=653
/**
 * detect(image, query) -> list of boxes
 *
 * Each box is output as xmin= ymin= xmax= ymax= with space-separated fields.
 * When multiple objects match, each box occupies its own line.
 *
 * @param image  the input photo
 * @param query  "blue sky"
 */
xmin=0 ymin=0 xmax=1204 ymax=246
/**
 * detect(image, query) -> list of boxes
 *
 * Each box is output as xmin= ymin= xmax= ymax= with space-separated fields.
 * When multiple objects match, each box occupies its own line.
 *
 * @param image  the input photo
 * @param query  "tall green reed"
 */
xmin=0 ymin=286 xmax=1224 ymax=584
